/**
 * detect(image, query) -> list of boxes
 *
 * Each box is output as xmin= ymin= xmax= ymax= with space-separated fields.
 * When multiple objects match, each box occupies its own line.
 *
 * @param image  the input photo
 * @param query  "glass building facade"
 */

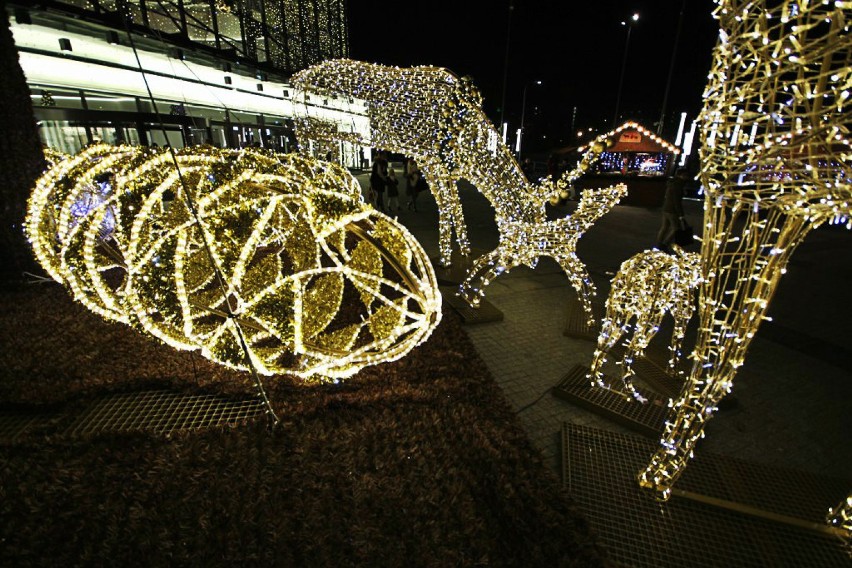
xmin=37 ymin=0 xmax=348 ymax=75
xmin=8 ymin=0 xmax=369 ymax=168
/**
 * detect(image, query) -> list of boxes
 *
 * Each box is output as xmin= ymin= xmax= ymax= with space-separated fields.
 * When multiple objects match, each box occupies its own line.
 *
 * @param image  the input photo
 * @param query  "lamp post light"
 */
xmin=518 ymin=79 xmax=542 ymax=161
xmin=613 ymin=12 xmax=639 ymax=128
xmin=499 ymin=1 xmax=514 ymax=132
xmin=657 ymin=0 xmax=686 ymax=134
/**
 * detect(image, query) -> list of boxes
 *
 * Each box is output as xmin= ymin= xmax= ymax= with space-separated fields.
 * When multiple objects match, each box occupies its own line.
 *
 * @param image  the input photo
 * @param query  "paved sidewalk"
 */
xmin=356 ymin=169 xmax=852 ymax=482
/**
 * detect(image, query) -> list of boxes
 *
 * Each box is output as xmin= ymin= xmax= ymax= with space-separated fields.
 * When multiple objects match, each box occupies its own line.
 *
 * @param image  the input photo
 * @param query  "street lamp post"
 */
xmin=613 ymin=12 xmax=639 ymax=128
xmin=657 ymin=0 xmax=686 ymax=134
xmin=499 ymin=1 xmax=514 ymax=131
xmin=518 ymin=79 xmax=542 ymax=161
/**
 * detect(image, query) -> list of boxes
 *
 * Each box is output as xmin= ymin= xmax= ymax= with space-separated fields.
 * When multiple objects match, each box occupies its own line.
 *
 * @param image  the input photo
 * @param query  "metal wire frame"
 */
xmin=562 ymin=423 xmax=851 ymax=567
xmin=62 ymin=390 xmax=266 ymax=437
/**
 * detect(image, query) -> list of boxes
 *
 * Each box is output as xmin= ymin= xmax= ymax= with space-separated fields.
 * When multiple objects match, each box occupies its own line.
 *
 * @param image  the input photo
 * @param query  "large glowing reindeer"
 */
xmin=638 ymin=0 xmax=851 ymax=499
xmin=291 ymin=60 xmax=625 ymax=325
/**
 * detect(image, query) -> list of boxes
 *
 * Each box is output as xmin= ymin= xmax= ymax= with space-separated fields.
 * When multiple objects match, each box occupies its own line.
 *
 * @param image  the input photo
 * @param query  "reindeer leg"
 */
xmin=588 ymin=307 xmax=627 ymax=391
xmin=458 ymin=247 xmax=509 ymax=307
xmin=554 ymin=251 xmax=597 ymax=327
xmin=620 ymin=315 xmax=659 ymax=404
xmin=423 ymin=171 xmax=470 ymax=266
xmin=668 ymin=302 xmax=694 ymax=378
xmin=427 ymin=181 xmax=457 ymax=267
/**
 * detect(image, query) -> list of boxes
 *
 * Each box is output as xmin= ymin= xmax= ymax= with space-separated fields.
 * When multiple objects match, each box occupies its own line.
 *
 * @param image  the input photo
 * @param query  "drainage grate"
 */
xmin=552 ymin=365 xmax=669 ymax=438
xmin=62 ymin=390 xmax=266 ymax=437
xmin=562 ymin=294 xmax=604 ymax=340
xmin=632 ymin=358 xmax=683 ymax=399
xmin=674 ymin=450 xmax=851 ymax=531
xmin=0 ymin=411 xmax=53 ymax=444
xmin=632 ymin=349 xmax=686 ymax=400
xmin=561 ymin=423 xmax=851 ymax=568
xmin=440 ymin=287 xmax=504 ymax=324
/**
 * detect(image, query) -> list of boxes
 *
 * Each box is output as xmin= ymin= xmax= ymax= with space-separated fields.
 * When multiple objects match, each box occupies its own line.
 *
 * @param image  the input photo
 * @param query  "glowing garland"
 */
xmin=25 ymin=144 xmax=441 ymax=382
xmin=589 ymin=247 xmax=702 ymax=402
xmin=638 ymin=0 xmax=852 ymax=500
xmin=826 ymin=493 xmax=852 ymax=542
xmin=293 ymin=116 xmax=364 ymax=163
xmin=459 ymin=183 xmax=625 ymax=326
xmin=292 ymin=60 xmax=626 ymax=323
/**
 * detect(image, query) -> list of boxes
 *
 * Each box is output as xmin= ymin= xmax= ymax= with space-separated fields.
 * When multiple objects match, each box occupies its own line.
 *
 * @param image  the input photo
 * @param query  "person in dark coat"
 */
xmin=370 ymin=151 xmax=389 ymax=211
xmin=656 ymin=168 xmax=689 ymax=252
xmin=406 ymin=158 xmax=423 ymax=212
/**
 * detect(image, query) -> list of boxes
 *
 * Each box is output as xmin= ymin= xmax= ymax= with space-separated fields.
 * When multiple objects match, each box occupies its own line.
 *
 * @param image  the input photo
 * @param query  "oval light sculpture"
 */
xmin=26 ymin=144 xmax=441 ymax=381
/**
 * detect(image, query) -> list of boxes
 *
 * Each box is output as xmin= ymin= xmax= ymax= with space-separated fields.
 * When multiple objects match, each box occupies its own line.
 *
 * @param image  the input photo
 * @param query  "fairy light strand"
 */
xmin=826 ymin=493 xmax=852 ymax=542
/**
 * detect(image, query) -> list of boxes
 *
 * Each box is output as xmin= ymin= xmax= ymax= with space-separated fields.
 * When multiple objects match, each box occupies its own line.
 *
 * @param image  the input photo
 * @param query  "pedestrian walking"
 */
xmin=386 ymin=166 xmax=400 ymax=212
xmin=406 ymin=158 xmax=423 ymax=212
xmin=370 ymin=151 xmax=388 ymax=211
xmin=656 ymin=168 xmax=690 ymax=252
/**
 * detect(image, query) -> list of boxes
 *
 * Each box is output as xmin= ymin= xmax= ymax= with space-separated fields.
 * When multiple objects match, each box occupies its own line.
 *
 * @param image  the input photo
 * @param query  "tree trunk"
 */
xmin=0 ymin=7 xmax=45 ymax=285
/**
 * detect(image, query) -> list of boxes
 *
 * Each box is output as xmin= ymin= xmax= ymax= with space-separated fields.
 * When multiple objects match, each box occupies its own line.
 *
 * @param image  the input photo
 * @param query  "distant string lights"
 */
xmin=826 ymin=493 xmax=852 ymax=542
xmin=292 ymin=59 xmax=626 ymax=323
xmin=26 ymin=144 xmax=441 ymax=382
xmin=637 ymin=0 xmax=851 ymax=501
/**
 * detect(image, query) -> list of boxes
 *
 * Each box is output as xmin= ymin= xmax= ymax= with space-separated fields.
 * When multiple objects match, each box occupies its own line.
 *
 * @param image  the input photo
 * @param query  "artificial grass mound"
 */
xmin=0 ymin=284 xmax=607 ymax=566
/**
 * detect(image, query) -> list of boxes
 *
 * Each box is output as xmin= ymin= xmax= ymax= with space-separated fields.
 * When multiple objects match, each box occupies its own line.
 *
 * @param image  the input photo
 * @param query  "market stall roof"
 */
xmin=580 ymin=121 xmax=680 ymax=154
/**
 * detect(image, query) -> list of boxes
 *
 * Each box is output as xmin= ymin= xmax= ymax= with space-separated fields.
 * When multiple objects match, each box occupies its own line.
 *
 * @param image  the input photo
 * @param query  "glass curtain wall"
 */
xmin=43 ymin=0 xmax=348 ymax=75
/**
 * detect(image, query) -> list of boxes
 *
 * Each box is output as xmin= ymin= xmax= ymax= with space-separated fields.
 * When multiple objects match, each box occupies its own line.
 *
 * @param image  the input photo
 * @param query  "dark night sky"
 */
xmin=347 ymin=0 xmax=719 ymax=150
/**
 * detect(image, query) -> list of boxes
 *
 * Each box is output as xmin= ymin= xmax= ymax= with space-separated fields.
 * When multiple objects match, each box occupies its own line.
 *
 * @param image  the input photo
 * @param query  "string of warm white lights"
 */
xmin=826 ymin=493 xmax=852 ymax=543
xmin=25 ymin=144 xmax=441 ymax=382
xmin=578 ymin=121 xmax=681 ymax=156
xmin=292 ymin=60 xmax=626 ymax=322
xmin=458 ymin=183 xmax=625 ymax=326
xmin=588 ymin=247 xmax=701 ymax=402
xmin=638 ymin=0 xmax=851 ymax=500
xmin=579 ymin=121 xmax=681 ymax=175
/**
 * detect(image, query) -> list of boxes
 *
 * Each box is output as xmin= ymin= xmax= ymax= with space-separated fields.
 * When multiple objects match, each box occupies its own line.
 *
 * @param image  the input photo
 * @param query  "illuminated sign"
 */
xmin=619 ymin=131 xmax=642 ymax=144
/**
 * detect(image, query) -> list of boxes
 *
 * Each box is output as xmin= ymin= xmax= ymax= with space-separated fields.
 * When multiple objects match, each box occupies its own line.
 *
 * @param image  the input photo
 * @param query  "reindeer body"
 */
xmin=292 ymin=60 xmax=624 ymax=323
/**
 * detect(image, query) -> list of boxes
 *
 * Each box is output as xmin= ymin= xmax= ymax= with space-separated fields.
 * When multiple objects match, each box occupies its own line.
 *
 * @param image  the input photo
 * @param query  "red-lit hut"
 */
xmin=577 ymin=121 xmax=681 ymax=206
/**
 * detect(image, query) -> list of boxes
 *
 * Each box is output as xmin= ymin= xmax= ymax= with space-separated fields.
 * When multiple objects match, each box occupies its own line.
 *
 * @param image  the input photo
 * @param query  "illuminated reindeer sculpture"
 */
xmin=638 ymin=0 xmax=851 ymax=499
xmin=292 ymin=60 xmax=625 ymax=325
xmin=589 ymin=246 xmax=702 ymax=403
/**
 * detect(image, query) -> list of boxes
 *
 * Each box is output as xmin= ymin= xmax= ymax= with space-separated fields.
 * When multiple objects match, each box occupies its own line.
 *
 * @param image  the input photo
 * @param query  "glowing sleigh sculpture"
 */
xmin=291 ymin=60 xmax=626 ymax=326
xmin=25 ymin=145 xmax=441 ymax=381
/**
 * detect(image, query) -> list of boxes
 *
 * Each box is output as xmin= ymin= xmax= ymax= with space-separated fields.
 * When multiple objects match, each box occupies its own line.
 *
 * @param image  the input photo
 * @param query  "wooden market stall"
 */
xmin=575 ymin=121 xmax=682 ymax=206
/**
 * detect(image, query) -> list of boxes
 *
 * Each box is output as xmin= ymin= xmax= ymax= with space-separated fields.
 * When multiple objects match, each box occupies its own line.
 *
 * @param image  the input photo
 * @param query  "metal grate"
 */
xmin=632 ymin=347 xmax=687 ymax=400
xmin=62 ymin=390 xmax=266 ymax=437
xmin=561 ymin=423 xmax=851 ymax=568
xmin=440 ymin=287 xmax=504 ymax=324
xmin=0 ymin=411 xmax=52 ymax=444
xmin=562 ymin=294 xmax=604 ymax=340
xmin=552 ymin=365 xmax=669 ymax=438
xmin=675 ymin=450 xmax=851 ymax=530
